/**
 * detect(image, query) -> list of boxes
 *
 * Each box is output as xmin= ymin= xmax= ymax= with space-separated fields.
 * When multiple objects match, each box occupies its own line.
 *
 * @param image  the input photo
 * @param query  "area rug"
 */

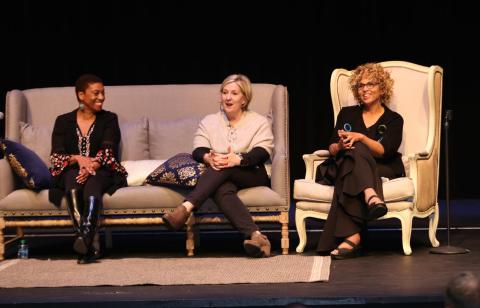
xmin=0 ymin=255 xmax=330 ymax=288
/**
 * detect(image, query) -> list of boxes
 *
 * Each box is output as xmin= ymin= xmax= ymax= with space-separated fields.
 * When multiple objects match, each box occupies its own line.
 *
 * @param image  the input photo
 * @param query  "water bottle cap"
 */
xmin=20 ymin=239 xmax=26 ymax=244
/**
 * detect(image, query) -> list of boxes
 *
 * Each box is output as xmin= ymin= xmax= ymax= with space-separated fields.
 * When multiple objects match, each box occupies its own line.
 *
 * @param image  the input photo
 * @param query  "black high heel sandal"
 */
xmin=367 ymin=194 xmax=387 ymax=221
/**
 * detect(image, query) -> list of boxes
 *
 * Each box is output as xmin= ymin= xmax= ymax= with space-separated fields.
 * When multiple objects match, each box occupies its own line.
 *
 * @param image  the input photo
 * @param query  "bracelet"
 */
xmin=236 ymin=152 xmax=244 ymax=165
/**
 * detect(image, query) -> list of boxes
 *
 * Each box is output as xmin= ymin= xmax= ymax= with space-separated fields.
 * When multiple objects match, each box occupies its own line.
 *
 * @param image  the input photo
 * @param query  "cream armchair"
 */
xmin=294 ymin=61 xmax=443 ymax=255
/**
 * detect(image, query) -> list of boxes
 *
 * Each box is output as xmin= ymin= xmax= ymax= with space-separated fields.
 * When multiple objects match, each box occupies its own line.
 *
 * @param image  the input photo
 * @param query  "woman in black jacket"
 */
xmin=49 ymin=74 xmax=127 ymax=264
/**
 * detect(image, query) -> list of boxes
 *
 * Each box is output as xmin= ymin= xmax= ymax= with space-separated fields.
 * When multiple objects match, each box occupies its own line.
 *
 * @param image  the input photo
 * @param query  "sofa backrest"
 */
xmin=6 ymin=84 xmax=282 ymax=159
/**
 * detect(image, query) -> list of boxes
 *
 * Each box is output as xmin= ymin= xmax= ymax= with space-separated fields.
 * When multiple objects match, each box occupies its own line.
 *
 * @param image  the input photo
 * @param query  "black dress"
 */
xmin=316 ymin=104 xmax=405 ymax=254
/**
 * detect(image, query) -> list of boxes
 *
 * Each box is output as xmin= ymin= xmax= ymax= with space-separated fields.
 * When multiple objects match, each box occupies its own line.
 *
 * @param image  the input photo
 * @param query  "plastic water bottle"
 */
xmin=17 ymin=239 xmax=29 ymax=259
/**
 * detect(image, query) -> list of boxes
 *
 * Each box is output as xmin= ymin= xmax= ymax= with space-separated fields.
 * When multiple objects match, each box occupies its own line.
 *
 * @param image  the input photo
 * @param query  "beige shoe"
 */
xmin=243 ymin=233 xmax=271 ymax=258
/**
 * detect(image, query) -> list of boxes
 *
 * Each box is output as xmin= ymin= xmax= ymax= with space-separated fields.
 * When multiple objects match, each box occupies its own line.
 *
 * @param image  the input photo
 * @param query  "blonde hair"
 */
xmin=349 ymin=63 xmax=394 ymax=104
xmin=220 ymin=74 xmax=253 ymax=111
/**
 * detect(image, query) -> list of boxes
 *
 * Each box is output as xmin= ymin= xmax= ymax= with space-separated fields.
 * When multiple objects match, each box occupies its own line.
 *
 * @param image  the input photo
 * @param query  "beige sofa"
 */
xmin=0 ymin=84 xmax=290 ymax=259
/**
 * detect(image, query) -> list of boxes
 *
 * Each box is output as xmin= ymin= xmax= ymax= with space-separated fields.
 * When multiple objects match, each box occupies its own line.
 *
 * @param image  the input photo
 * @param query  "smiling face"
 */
xmin=357 ymin=75 xmax=382 ymax=106
xmin=78 ymin=82 xmax=105 ymax=113
xmin=221 ymin=81 xmax=245 ymax=117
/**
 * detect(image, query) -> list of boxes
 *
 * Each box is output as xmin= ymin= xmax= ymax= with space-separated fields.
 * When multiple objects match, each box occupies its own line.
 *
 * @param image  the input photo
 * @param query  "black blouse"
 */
xmin=331 ymin=104 xmax=405 ymax=178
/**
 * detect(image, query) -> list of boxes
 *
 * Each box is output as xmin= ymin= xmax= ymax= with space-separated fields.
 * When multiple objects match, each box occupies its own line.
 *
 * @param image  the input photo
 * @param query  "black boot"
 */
xmin=73 ymin=196 xmax=101 ymax=255
xmin=77 ymin=233 xmax=102 ymax=264
xmin=66 ymin=189 xmax=83 ymax=234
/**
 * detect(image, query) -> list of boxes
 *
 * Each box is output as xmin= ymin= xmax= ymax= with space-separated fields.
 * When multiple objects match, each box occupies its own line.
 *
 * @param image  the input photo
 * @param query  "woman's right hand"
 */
xmin=205 ymin=151 xmax=228 ymax=171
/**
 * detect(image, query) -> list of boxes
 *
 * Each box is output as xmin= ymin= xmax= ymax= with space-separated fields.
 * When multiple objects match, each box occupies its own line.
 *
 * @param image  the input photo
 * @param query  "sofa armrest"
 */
xmin=303 ymin=150 xmax=330 ymax=181
xmin=0 ymin=159 xmax=15 ymax=200
xmin=271 ymin=153 xmax=289 ymax=207
xmin=5 ymin=89 xmax=28 ymax=141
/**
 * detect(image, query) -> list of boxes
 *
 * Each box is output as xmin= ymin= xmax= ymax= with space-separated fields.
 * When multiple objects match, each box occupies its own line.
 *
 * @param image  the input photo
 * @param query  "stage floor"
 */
xmin=0 ymin=200 xmax=479 ymax=307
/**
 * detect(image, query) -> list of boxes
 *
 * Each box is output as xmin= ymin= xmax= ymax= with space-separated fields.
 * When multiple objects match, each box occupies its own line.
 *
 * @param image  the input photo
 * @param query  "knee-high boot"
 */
xmin=66 ymin=189 xmax=83 ymax=234
xmin=73 ymin=196 xmax=101 ymax=255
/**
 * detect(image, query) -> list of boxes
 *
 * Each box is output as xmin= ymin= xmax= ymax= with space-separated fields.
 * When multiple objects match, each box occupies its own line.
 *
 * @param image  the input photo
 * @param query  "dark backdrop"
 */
xmin=1 ymin=0 xmax=478 ymax=198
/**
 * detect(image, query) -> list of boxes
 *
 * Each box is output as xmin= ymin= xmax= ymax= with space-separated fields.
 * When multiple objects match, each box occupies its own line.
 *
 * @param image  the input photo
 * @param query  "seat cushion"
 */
xmin=0 ymin=185 xmax=285 ymax=215
xmin=294 ymin=177 xmax=414 ymax=203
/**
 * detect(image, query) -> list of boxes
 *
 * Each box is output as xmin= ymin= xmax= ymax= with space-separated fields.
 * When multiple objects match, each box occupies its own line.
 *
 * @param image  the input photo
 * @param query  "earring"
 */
xmin=79 ymin=103 xmax=85 ymax=110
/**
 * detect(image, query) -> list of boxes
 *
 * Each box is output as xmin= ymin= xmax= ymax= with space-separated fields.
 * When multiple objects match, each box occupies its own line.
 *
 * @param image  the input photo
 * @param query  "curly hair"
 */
xmin=349 ymin=63 xmax=394 ymax=104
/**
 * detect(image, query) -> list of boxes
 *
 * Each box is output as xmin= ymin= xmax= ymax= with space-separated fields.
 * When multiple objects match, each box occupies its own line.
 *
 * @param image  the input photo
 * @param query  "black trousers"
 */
xmin=186 ymin=165 xmax=270 ymax=238
xmin=63 ymin=168 xmax=114 ymax=210
xmin=316 ymin=143 xmax=385 ymax=254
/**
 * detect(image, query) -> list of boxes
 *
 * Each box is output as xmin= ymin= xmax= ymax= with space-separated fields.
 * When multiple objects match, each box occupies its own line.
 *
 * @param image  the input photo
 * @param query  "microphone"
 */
xmin=0 ymin=111 xmax=4 ymax=120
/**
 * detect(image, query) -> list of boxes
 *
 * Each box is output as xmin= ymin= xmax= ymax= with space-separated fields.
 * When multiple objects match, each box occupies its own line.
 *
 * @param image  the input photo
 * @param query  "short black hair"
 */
xmin=75 ymin=74 xmax=103 ymax=101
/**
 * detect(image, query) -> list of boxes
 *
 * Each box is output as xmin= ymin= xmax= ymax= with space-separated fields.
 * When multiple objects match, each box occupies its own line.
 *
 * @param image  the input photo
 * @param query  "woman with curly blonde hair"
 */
xmin=316 ymin=63 xmax=405 ymax=259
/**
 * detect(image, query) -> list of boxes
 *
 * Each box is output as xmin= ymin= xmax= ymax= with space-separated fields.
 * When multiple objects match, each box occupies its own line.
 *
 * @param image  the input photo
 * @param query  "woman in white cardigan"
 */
xmin=163 ymin=74 xmax=274 ymax=258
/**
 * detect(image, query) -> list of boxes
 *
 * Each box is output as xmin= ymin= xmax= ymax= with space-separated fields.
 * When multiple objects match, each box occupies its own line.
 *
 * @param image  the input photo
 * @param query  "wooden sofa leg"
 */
xmin=280 ymin=212 xmax=289 ymax=255
xmin=105 ymin=229 xmax=113 ymax=250
xmin=186 ymin=214 xmax=195 ymax=257
xmin=0 ymin=218 xmax=5 ymax=261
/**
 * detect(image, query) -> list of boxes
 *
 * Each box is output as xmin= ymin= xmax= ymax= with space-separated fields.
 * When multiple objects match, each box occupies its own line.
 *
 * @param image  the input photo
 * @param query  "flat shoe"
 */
xmin=331 ymin=239 xmax=362 ymax=260
xmin=368 ymin=203 xmax=387 ymax=221
xmin=366 ymin=194 xmax=388 ymax=221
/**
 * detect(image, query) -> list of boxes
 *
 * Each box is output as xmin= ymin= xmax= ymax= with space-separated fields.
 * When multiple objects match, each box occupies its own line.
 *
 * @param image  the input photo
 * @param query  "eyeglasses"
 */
xmin=357 ymin=82 xmax=378 ymax=90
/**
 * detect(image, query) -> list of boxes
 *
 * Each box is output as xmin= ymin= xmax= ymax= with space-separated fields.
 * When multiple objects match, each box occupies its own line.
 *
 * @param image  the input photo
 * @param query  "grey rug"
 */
xmin=0 ymin=255 xmax=330 ymax=288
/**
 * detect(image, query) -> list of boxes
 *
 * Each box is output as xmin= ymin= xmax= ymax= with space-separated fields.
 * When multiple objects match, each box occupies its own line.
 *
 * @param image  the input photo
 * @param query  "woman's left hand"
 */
xmin=76 ymin=167 xmax=90 ymax=184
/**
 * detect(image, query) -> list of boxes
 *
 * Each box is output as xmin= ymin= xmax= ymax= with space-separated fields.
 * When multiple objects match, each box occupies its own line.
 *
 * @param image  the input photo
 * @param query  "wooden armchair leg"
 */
xmin=295 ymin=209 xmax=308 ymax=253
xmin=429 ymin=204 xmax=440 ymax=248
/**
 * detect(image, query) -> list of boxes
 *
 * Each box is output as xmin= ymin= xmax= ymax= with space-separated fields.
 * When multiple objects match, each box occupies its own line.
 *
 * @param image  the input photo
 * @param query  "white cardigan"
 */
xmin=193 ymin=111 xmax=274 ymax=158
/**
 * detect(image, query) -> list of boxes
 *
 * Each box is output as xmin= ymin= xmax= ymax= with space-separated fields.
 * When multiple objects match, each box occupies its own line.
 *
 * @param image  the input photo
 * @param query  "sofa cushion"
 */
xmin=19 ymin=122 xmax=53 ymax=166
xmin=0 ymin=139 xmax=52 ymax=190
xmin=294 ymin=177 xmax=414 ymax=203
xmin=145 ymin=153 xmax=206 ymax=188
xmin=103 ymin=186 xmax=186 ymax=210
xmin=121 ymin=159 xmax=165 ymax=186
xmin=148 ymin=117 xmax=201 ymax=159
xmin=19 ymin=117 xmax=149 ymax=164
xmin=119 ymin=116 xmax=149 ymax=161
